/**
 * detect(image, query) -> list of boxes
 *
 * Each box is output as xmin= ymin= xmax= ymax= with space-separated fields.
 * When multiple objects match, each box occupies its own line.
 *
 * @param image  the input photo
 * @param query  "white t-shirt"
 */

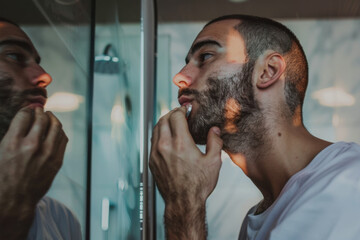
xmin=27 ymin=197 xmax=82 ymax=240
xmin=239 ymin=142 xmax=360 ymax=240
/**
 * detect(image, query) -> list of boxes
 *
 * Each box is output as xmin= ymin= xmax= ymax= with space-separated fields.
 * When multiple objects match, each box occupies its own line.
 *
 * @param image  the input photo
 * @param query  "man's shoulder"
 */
xmin=27 ymin=197 xmax=82 ymax=240
xmin=281 ymin=141 xmax=360 ymax=209
xmin=238 ymin=142 xmax=360 ymax=240
xmin=305 ymin=141 xmax=360 ymax=177
xmin=38 ymin=196 xmax=78 ymax=221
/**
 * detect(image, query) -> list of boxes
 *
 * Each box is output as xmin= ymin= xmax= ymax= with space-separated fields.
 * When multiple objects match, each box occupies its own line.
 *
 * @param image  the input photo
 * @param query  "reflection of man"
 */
xmin=0 ymin=18 xmax=81 ymax=239
xmin=150 ymin=15 xmax=360 ymax=239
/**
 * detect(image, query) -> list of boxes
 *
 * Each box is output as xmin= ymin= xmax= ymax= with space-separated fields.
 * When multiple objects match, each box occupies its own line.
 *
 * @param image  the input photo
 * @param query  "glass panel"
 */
xmin=30 ymin=1 xmax=92 ymax=239
xmin=32 ymin=0 xmax=91 ymax=238
xmin=90 ymin=0 xmax=142 ymax=239
xmin=1 ymin=0 xmax=93 ymax=239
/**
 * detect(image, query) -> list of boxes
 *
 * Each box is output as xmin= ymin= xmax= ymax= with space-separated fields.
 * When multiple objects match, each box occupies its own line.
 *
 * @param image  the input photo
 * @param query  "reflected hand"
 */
xmin=0 ymin=107 xmax=68 ymax=239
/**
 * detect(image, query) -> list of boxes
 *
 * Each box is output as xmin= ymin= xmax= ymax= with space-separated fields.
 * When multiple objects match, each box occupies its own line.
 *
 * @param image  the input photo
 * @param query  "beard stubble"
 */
xmin=182 ymin=61 xmax=268 ymax=154
xmin=0 ymin=76 xmax=47 ymax=141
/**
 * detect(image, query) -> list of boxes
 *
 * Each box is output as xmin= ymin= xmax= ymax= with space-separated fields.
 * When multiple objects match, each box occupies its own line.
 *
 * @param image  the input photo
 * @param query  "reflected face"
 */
xmin=173 ymin=20 xmax=266 ymax=150
xmin=0 ymin=22 xmax=53 ymax=139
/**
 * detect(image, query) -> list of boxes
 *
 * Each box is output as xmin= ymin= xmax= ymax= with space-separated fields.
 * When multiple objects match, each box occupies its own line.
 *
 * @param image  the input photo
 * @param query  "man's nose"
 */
xmin=27 ymin=64 xmax=53 ymax=88
xmin=172 ymin=65 xmax=198 ymax=88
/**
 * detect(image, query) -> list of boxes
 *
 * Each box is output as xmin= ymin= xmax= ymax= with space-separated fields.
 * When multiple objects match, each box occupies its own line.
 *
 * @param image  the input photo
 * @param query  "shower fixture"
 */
xmin=94 ymin=43 xmax=125 ymax=75
xmin=94 ymin=43 xmax=132 ymax=118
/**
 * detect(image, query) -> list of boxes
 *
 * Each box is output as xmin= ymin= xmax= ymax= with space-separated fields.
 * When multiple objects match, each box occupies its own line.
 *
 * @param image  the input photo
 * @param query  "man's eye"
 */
xmin=6 ymin=52 xmax=26 ymax=62
xmin=199 ymin=53 xmax=213 ymax=62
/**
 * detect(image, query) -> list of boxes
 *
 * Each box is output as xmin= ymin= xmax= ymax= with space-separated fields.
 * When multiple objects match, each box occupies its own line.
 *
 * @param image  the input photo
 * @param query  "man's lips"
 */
xmin=26 ymin=96 xmax=47 ymax=107
xmin=178 ymin=95 xmax=194 ymax=106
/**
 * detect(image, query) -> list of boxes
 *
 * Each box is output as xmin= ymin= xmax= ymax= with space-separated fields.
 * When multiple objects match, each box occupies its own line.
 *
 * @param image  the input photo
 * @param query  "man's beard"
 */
xmin=0 ymin=75 xmax=47 ymax=141
xmin=180 ymin=61 xmax=268 ymax=154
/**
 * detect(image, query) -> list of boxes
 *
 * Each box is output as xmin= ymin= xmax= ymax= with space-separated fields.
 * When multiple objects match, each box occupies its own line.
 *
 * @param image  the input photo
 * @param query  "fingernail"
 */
xmin=212 ymin=127 xmax=221 ymax=136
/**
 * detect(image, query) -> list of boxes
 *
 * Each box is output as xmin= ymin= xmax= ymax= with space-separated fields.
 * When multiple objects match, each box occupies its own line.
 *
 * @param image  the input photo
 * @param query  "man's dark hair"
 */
xmin=206 ymin=15 xmax=308 ymax=118
xmin=0 ymin=17 xmax=19 ymax=27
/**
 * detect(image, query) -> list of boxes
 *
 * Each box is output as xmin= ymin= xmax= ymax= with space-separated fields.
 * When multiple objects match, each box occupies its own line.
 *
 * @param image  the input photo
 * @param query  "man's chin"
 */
xmin=188 ymin=114 xmax=216 ymax=145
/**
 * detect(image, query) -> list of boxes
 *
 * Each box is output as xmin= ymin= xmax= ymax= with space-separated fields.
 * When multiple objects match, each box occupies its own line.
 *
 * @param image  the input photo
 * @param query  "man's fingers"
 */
xmin=150 ymin=118 xmax=171 ymax=169
xmin=157 ymin=117 xmax=172 ymax=146
xmin=151 ymin=107 xmax=177 ymax=144
xmin=43 ymin=111 xmax=62 ymax=144
xmin=40 ymin=129 xmax=67 ymax=189
xmin=52 ymin=129 xmax=67 ymax=171
xmin=150 ymin=124 xmax=160 ymax=169
xmin=205 ymin=127 xmax=223 ymax=158
xmin=42 ymin=118 xmax=67 ymax=178
xmin=26 ymin=107 xmax=50 ymax=142
xmin=4 ymin=107 xmax=34 ymax=139
xmin=151 ymin=122 xmax=159 ymax=146
xmin=168 ymin=106 xmax=192 ymax=140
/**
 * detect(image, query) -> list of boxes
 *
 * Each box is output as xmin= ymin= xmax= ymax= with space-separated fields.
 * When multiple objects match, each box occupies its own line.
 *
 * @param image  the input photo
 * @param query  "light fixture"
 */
xmin=45 ymin=92 xmax=84 ymax=112
xmin=111 ymin=104 xmax=125 ymax=124
xmin=312 ymin=87 xmax=355 ymax=107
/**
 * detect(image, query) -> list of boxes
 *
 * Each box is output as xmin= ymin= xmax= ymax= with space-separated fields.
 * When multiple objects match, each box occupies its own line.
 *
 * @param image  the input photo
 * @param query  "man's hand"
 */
xmin=149 ymin=106 xmax=223 ymax=240
xmin=0 ymin=107 xmax=68 ymax=239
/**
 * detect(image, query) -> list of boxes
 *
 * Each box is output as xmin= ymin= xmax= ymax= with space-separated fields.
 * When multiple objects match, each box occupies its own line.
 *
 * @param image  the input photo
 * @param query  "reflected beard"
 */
xmin=187 ymin=61 xmax=268 ymax=153
xmin=0 ymin=77 xmax=47 ymax=141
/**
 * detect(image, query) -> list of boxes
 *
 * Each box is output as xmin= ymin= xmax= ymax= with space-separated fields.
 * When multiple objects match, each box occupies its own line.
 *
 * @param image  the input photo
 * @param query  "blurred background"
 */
xmin=1 ymin=0 xmax=359 ymax=239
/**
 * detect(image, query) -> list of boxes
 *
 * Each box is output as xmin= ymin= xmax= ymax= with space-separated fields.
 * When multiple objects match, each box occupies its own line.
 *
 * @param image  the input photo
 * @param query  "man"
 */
xmin=0 ymin=18 xmax=81 ymax=239
xmin=149 ymin=15 xmax=360 ymax=239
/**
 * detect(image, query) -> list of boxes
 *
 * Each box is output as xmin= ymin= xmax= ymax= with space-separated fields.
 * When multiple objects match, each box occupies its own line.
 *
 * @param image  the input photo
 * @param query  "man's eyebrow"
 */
xmin=0 ymin=39 xmax=41 ymax=63
xmin=185 ymin=40 xmax=222 ymax=64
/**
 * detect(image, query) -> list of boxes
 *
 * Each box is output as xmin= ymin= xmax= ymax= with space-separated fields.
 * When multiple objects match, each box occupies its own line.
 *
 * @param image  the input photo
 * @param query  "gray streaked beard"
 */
xmin=0 ymin=73 xmax=47 ymax=141
xmin=0 ymin=89 xmax=20 ymax=141
xmin=0 ymin=75 xmax=15 ymax=141
xmin=187 ymin=61 xmax=269 ymax=154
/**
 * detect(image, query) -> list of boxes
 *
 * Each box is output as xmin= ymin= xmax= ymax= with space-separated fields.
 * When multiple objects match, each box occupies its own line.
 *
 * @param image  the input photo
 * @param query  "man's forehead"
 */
xmin=0 ymin=22 xmax=39 ymax=59
xmin=0 ymin=22 xmax=32 ymax=44
xmin=193 ymin=19 xmax=242 ymax=45
xmin=186 ymin=19 xmax=247 ymax=64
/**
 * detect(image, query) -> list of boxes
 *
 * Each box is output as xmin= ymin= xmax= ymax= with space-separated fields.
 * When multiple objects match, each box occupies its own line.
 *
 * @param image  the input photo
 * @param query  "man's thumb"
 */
xmin=206 ymin=127 xmax=223 ymax=157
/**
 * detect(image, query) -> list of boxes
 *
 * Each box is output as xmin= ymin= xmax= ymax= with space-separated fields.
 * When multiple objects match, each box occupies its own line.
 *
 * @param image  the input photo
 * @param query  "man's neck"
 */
xmin=226 ymin=125 xmax=332 ymax=210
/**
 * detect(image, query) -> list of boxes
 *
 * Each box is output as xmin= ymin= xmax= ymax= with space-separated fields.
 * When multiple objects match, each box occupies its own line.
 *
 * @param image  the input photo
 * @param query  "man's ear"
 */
xmin=256 ymin=52 xmax=286 ymax=89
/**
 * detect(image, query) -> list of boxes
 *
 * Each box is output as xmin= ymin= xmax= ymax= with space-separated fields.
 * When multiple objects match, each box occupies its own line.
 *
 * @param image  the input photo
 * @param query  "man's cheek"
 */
xmin=211 ymin=64 xmax=243 ymax=80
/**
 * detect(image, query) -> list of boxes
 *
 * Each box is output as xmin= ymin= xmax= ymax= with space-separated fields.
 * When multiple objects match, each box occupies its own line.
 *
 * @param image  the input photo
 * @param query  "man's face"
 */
xmin=173 ymin=20 xmax=265 ymax=150
xmin=0 ymin=22 xmax=52 ymax=139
